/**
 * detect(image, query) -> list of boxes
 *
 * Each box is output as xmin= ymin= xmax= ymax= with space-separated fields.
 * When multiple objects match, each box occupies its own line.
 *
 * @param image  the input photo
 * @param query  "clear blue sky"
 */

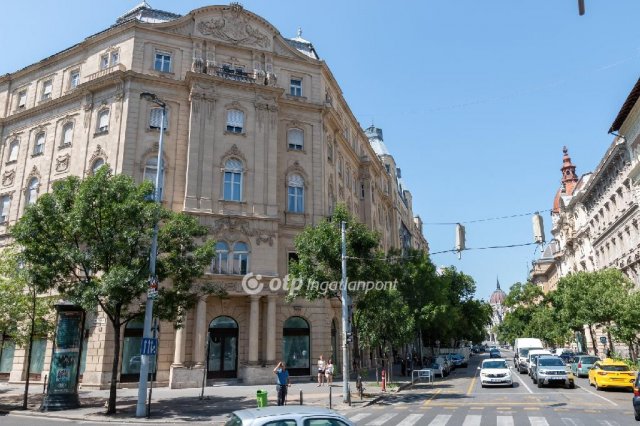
xmin=2 ymin=1 xmax=639 ymax=301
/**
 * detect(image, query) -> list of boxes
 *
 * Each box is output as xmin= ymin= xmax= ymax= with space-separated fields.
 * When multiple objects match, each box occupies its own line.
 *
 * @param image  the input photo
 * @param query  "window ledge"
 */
xmin=5 ymin=160 xmax=17 ymax=166
xmin=151 ymin=70 xmax=176 ymax=78
xmin=146 ymin=128 xmax=170 ymax=135
xmin=31 ymin=152 xmax=44 ymax=158
xmin=58 ymin=143 xmax=72 ymax=150
xmin=219 ymin=199 xmax=247 ymax=204
xmin=94 ymin=130 xmax=109 ymax=137
xmin=224 ymin=130 xmax=247 ymax=137
xmin=286 ymin=211 xmax=305 ymax=216
xmin=286 ymin=94 xmax=307 ymax=102
xmin=287 ymin=147 xmax=306 ymax=153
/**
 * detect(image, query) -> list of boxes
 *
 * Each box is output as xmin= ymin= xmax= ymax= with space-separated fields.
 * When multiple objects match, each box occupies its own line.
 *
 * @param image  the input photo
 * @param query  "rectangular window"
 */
xmin=18 ymin=91 xmax=27 ymax=109
xmin=290 ymin=79 xmax=302 ymax=97
xmin=70 ymin=70 xmax=80 ymax=89
xmin=62 ymin=124 xmax=73 ymax=146
xmin=226 ymin=110 xmax=244 ymax=133
xmin=223 ymin=171 xmax=242 ymax=201
xmin=288 ymin=186 xmax=304 ymax=213
xmin=154 ymin=52 xmax=172 ymax=73
xmin=34 ymin=134 xmax=45 ymax=155
xmin=42 ymin=80 xmax=52 ymax=100
xmin=100 ymin=54 xmax=109 ymax=70
xmin=98 ymin=110 xmax=109 ymax=132
xmin=149 ymin=107 xmax=168 ymax=130
xmin=110 ymin=51 xmax=119 ymax=66
xmin=0 ymin=196 xmax=10 ymax=222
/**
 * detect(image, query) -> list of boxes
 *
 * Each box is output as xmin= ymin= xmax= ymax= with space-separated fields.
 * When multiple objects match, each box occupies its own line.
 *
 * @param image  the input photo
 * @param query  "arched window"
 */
xmin=223 ymin=159 xmax=243 ymax=201
xmin=91 ymin=158 xmax=105 ymax=174
xmin=34 ymin=132 xmax=45 ymax=155
xmin=97 ymin=109 xmax=110 ymax=132
xmin=121 ymin=320 xmax=156 ymax=382
xmin=232 ymin=242 xmax=249 ymax=275
xmin=62 ymin=123 xmax=73 ymax=146
xmin=283 ymin=316 xmax=310 ymax=376
xmin=208 ymin=316 xmax=238 ymax=379
xmin=226 ymin=109 xmax=244 ymax=133
xmin=26 ymin=177 xmax=39 ymax=205
xmin=287 ymin=128 xmax=304 ymax=150
xmin=7 ymin=140 xmax=19 ymax=162
xmin=211 ymin=241 xmax=229 ymax=274
xmin=287 ymin=174 xmax=304 ymax=213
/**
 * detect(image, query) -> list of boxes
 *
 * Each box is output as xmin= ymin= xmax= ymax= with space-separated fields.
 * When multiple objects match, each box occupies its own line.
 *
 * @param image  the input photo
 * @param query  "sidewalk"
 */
xmin=0 ymin=375 xmax=410 ymax=425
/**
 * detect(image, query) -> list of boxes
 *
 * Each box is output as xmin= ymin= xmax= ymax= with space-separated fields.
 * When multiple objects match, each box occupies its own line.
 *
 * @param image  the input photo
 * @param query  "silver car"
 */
xmin=535 ymin=356 xmax=575 ymax=389
xmin=225 ymin=406 xmax=354 ymax=426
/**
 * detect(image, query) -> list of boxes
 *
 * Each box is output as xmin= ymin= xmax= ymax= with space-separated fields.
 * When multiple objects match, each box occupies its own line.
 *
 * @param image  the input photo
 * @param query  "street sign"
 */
xmin=148 ymin=277 xmax=159 ymax=299
xmin=141 ymin=338 xmax=158 ymax=356
xmin=599 ymin=336 xmax=607 ymax=344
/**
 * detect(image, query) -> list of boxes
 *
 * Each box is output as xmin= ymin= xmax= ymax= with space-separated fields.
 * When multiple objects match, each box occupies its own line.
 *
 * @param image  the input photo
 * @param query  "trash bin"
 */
xmin=256 ymin=389 xmax=268 ymax=408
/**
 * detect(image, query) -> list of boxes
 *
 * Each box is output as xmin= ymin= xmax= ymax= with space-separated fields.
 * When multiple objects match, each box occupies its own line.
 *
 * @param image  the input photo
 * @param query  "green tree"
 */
xmin=0 ymin=248 xmax=55 ymax=409
xmin=496 ymin=282 xmax=544 ymax=345
xmin=11 ymin=167 xmax=215 ymax=414
xmin=610 ymin=290 xmax=640 ymax=361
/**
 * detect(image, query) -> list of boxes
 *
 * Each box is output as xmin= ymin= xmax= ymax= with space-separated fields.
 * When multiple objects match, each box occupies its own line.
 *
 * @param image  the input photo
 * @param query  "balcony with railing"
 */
xmin=86 ymin=63 xmax=126 ymax=82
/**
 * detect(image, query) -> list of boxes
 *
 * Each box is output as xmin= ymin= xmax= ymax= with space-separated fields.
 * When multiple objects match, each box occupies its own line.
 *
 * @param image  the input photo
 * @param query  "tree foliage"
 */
xmin=11 ymin=167 xmax=215 ymax=414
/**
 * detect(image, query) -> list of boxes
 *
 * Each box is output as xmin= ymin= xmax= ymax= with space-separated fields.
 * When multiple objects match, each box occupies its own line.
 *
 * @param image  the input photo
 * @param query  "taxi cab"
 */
xmin=588 ymin=358 xmax=636 ymax=391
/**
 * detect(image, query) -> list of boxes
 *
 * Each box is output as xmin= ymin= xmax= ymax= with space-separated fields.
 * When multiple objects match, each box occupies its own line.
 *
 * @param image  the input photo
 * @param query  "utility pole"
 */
xmin=136 ymin=92 xmax=166 ymax=417
xmin=341 ymin=221 xmax=350 ymax=403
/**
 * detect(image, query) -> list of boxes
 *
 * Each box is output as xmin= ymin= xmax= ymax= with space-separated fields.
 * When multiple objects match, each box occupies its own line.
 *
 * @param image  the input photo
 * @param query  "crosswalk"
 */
xmin=347 ymin=412 xmax=624 ymax=426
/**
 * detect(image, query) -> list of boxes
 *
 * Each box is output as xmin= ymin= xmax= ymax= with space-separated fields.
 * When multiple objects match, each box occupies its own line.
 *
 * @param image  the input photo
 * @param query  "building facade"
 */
xmin=0 ymin=3 xmax=427 ymax=388
xmin=487 ymin=279 xmax=506 ymax=344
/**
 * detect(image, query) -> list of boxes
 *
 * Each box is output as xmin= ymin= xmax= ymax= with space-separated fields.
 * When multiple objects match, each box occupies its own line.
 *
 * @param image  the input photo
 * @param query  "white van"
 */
xmin=514 ymin=338 xmax=544 ymax=374
xmin=527 ymin=349 xmax=553 ymax=377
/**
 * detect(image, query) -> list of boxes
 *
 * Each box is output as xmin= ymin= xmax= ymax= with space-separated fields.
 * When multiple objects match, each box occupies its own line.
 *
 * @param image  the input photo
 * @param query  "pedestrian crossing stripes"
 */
xmin=349 ymin=412 xmax=623 ymax=426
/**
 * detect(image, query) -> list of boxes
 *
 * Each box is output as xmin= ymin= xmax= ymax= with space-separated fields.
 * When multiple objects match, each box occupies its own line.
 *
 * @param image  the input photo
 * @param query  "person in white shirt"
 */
xmin=325 ymin=358 xmax=334 ymax=386
xmin=317 ymin=354 xmax=325 ymax=386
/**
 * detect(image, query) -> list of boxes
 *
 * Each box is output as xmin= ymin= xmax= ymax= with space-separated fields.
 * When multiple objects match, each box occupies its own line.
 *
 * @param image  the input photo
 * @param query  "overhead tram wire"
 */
xmin=424 ymin=209 xmax=551 ymax=226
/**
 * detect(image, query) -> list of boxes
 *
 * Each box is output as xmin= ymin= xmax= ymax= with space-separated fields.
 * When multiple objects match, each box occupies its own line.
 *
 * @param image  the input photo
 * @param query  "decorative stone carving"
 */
xmin=266 ymin=72 xmax=277 ymax=87
xmin=89 ymin=144 xmax=107 ymax=165
xmin=55 ymin=154 xmax=70 ymax=172
xmin=221 ymin=144 xmax=247 ymax=165
xmin=2 ymin=170 xmax=15 ymax=187
xmin=197 ymin=8 xmax=270 ymax=49
xmin=209 ymin=217 xmax=275 ymax=246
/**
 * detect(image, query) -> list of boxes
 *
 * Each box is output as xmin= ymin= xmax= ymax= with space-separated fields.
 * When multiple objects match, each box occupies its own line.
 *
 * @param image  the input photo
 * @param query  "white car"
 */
xmin=479 ymin=358 xmax=513 ymax=388
xmin=225 ymin=406 xmax=354 ymax=426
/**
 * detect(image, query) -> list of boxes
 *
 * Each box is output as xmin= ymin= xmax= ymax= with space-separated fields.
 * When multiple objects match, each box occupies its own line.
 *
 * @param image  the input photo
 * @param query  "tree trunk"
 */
xmin=107 ymin=314 xmax=121 ymax=415
xmin=629 ymin=341 xmax=635 ymax=362
xmin=22 ymin=292 xmax=36 ymax=410
xmin=588 ymin=324 xmax=598 ymax=355
xmin=606 ymin=328 xmax=614 ymax=355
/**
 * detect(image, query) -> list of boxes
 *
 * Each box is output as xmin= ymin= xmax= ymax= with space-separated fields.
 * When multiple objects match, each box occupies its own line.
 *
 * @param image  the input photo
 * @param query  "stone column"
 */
xmin=193 ymin=297 xmax=207 ymax=367
xmin=266 ymin=295 xmax=277 ymax=363
xmin=172 ymin=315 xmax=187 ymax=367
xmin=248 ymin=295 xmax=261 ymax=364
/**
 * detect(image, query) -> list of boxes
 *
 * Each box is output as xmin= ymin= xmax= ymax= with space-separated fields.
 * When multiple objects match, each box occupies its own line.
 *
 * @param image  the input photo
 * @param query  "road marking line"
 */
xmin=523 ymin=407 xmax=539 ymax=411
xmin=366 ymin=413 xmax=397 ymax=425
xmin=423 ymin=389 xmax=441 ymax=406
xmin=561 ymin=418 xmax=580 ymax=426
xmin=578 ymin=384 xmax=618 ymax=406
xmin=462 ymin=414 xmax=481 ymax=426
xmin=470 ymin=406 xmax=483 ymax=410
xmin=428 ymin=414 xmax=452 ymax=426
xmin=466 ymin=367 xmax=478 ymax=395
xmin=513 ymin=372 xmax=534 ymax=394
xmin=598 ymin=421 xmax=619 ymax=426
xmin=529 ymin=417 xmax=549 ymax=426
xmin=395 ymin=414 xmax=424 ymax=426
xmin=350 ymin=413 xmax=371 ymax=422
xmin=497 ymin=416 xmax=514 ymax=426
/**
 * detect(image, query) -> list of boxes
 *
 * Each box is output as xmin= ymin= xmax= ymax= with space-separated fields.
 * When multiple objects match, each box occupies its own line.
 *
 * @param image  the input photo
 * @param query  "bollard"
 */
xmin=299 ymin=389 xmax=303 ymax=406
xmin=381 ymin=369 xmax=386 ymax=392
xmin=42 ymin=375 xmax=48 ymax=394
xmin=329 ymin=386 xmax=332 ymax=409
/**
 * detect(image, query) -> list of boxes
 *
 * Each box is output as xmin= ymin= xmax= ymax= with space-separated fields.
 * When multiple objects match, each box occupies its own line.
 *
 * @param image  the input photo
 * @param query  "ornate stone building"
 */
xmin=0 ymin=3 xmax=427 ymax=388
xmin=487 ymin=279 xmax=506 ymax=343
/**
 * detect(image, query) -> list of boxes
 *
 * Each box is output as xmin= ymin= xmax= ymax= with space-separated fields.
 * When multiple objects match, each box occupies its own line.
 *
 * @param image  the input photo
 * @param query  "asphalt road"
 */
xmin=345 ymin=349 xmax=636 ymax=425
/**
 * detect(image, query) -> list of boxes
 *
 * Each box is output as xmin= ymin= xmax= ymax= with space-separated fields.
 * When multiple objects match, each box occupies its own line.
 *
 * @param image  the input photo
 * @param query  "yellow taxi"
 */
xmin=588 ymin=358 xmax=636 ymax=391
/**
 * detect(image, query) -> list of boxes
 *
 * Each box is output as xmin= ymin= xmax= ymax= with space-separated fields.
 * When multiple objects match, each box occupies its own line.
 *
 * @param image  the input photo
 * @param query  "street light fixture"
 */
xmin=136 ymin=92 xmax=166 ymax=418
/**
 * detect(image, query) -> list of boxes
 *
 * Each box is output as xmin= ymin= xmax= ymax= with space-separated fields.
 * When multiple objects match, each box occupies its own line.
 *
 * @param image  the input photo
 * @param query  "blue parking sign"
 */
xmin=141 ymin=338 xmax=158 ymax=356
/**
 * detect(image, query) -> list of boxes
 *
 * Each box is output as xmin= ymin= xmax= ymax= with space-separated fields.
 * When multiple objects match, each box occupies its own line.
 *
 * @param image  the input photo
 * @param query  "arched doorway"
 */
xmin=208 ymin=316 xmax=238 ymax=379
xmin=121 ymin=320 xmax=156 ymax=382
xmin=283 ymin=316 xmax=310 ymax=376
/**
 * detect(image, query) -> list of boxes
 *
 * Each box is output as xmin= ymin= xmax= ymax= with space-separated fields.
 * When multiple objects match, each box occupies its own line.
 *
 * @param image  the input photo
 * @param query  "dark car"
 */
xmin=633 ymin=373 xmax=640 ymax=420
xmin=489 ymin=348 xmax=501 ymax=358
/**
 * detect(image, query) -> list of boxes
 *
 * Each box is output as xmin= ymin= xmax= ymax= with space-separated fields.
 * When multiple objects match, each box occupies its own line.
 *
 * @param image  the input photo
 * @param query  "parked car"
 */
xmin=450 ymin=353 xmax=468 ymax=368
xmin=225 ymin=406 xmax=355 ymax=426
xmin=571 ymin=355 xmax=599 ymax=378
xmin=527 ymin=349 xmax=553 ymax=376
xmin=529 ymin=354 xmax=545 ymax=381
xmin=535 ymin=356 xmax=574 ymax=389
xmin=489 ymin=348 xmax=501 ymax=358
xmin=632 ymin=373 xmax=640 ymax=420
xmin=589 ymin=359 xmax=636 ymax=391
xmin=478 ymin=358 xmax=513 ymax=388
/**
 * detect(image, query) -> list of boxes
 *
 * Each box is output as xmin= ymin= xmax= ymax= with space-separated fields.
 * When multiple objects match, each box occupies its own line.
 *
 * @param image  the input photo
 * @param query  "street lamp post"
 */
xmin=136 ymin=92 xmax=166 ymax=417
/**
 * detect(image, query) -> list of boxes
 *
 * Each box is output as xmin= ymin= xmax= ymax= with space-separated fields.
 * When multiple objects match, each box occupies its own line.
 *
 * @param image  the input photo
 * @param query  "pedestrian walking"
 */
xmin=325 ymin=358 xmax=334 ymax=386
xmin=273 ymin=361 xmax=290 ymax=406
xmin=317 ymin=354 xmax=325 ymax=386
